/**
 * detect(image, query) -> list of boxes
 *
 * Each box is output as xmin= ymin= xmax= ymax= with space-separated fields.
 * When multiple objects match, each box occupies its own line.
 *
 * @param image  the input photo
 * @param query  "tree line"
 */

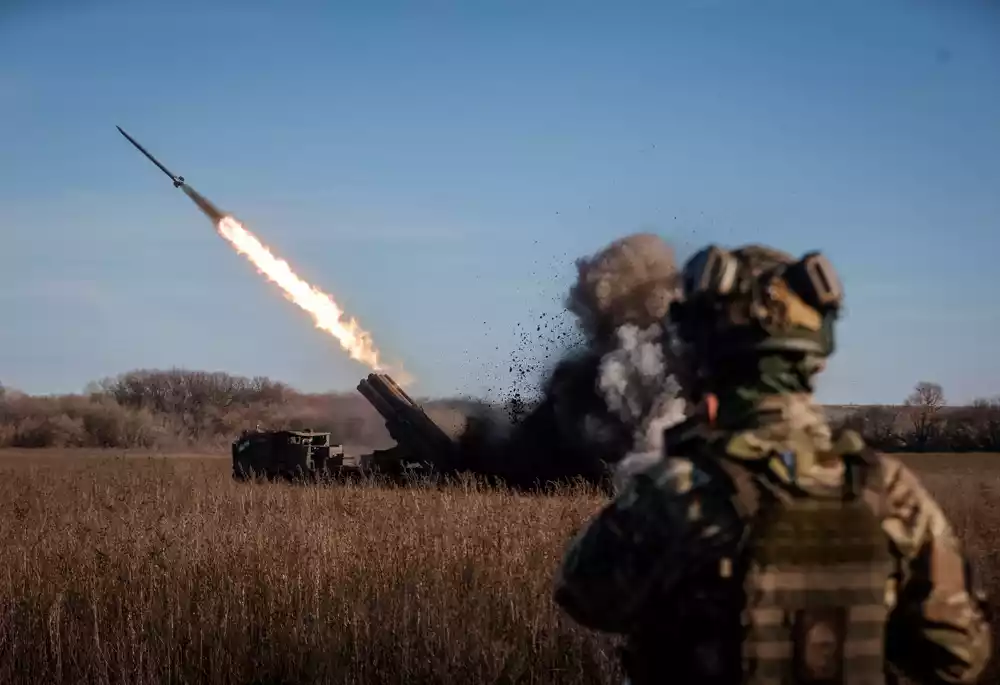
xmin=0 ymin=369 xmax=393 ymax=450
xmin=836 ymin=381 xmax=1000 ymax=453
xmin=0 ymin=370 xmax=997 ymax=453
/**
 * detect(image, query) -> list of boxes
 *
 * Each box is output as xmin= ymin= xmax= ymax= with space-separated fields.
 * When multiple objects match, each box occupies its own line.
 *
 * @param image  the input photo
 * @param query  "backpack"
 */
xmin=716 ymin=430 xmax=895 ymax=685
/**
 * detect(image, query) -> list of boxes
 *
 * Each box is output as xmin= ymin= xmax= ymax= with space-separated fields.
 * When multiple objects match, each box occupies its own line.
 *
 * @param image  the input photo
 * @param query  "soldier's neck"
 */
xmin=712 ymin=387 xmax=818 ymax=430
xmin=708 ymin=354 xmax=819 ymax=430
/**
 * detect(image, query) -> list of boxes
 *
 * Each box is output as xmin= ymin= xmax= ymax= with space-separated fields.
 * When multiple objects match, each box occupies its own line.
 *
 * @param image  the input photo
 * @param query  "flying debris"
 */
xmin=116 ymin=125 xmax=225 ymax=223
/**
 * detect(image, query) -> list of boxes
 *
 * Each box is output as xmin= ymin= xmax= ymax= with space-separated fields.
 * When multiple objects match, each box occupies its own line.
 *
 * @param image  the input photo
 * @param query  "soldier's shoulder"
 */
xmin=832 ymin=433 xmax=936 ymax=508
xmin=831 ymin=428 xmax=905 ymax=481
xmin=865 ymin=450 xmax=956 ymax=558
xmin=863 ymin=449 xmax=931 ymax=501
xmin=873 ymin=452 xmax=905 ymax=482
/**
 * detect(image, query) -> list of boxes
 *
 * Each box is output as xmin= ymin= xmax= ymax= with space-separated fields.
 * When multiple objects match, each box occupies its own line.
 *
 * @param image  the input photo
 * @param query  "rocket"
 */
xmin=116 ymin=125 xmax=226 ymax=224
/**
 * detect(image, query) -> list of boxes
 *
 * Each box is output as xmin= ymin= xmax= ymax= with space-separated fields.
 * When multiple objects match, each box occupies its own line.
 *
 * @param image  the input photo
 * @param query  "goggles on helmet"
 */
xmin=680 ymin=245 xmax=843 ymax=313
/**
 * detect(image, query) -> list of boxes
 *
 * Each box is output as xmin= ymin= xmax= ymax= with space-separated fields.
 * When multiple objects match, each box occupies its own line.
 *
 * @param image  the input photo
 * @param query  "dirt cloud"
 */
xmin=457 ymin=232 xmax=688 ymax=489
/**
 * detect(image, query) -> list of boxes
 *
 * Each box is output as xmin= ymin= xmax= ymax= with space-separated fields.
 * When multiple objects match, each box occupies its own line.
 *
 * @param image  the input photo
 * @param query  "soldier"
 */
xmin=552 ymin=243 xmax=992 ymax=684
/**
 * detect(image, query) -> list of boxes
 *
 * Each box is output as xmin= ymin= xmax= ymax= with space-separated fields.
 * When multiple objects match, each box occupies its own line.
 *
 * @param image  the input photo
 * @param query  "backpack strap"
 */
xmin=831 ymin=429 xmax=884 ymax=510
xmin=663 ymin=419 xmax=763 ymax=521
xmin=715 ymin=456 xmax=764 ymax=522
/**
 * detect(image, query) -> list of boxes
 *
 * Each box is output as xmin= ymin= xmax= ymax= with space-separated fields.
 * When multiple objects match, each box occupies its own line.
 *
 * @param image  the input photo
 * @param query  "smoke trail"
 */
xmin=215 ymin=215 xmax=402 ymax=377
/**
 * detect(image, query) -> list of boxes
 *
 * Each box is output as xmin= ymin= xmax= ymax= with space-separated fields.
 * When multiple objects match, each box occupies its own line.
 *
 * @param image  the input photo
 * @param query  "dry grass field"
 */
xmin=1 ymin=449 xmax=998 ymax=684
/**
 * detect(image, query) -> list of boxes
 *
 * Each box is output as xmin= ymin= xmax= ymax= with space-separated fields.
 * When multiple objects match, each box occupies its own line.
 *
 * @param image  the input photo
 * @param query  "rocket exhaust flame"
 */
xmin=215 ymin=214 xmax=387 ymax=371
xmin=117 ymin=125 xmax=402 ymax=378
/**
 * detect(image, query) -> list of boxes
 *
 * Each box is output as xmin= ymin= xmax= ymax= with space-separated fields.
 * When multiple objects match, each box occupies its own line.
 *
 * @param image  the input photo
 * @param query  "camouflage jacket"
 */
xmin=552 ymin=393 xmax=992 ymax=684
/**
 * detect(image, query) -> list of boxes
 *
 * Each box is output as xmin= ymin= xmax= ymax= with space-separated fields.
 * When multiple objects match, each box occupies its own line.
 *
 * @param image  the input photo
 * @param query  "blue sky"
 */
xmin=1 ymin=0 xmax=997 ymax=404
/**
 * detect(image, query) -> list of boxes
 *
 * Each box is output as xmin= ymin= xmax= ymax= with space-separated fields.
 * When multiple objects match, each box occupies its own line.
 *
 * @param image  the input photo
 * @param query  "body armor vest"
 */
xmin=621 ymin=430 xmax=895 ymax=685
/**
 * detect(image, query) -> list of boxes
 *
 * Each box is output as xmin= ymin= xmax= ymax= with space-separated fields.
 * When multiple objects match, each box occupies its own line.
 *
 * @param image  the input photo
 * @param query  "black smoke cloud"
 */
xmin=453 ymin=233 xmax=689 ymax=490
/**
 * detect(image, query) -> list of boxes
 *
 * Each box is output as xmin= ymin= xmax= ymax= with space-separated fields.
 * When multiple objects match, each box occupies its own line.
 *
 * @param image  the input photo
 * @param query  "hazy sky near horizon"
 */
xmin=1 ymin=0 xmax=998 ymax=404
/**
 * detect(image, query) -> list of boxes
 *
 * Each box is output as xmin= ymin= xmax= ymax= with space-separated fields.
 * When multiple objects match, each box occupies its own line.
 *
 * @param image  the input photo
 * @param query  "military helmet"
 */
xmin=669 ymin=243 xmax=843 ymax=364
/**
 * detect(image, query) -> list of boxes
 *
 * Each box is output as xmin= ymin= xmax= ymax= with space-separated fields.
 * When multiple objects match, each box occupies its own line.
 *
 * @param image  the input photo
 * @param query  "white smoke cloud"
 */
xmin=596 ymin=322 xmax=688 ymax=491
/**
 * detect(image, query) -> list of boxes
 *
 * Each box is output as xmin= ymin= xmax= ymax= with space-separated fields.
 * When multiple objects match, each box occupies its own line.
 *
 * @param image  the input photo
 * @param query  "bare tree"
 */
xmin=907 ymin=382 xmax=945 ymax=409
xmin=904 ymin=381 xmax=945 ymax=450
